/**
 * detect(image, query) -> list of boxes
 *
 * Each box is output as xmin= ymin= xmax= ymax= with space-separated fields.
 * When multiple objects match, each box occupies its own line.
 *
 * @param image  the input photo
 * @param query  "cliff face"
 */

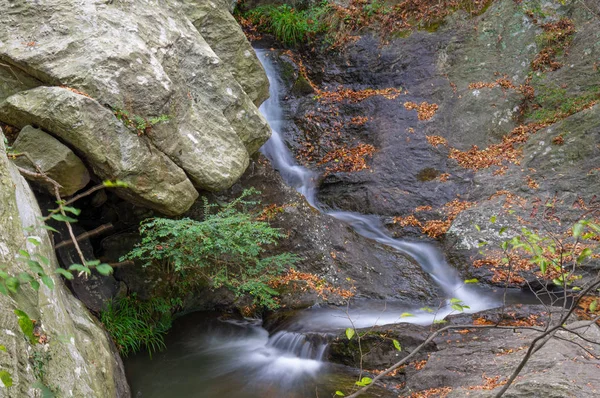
xmin=0 ymin=0 xmax=271 ymax=215
xmin=0 ymin=129 xmax=129 ymax=397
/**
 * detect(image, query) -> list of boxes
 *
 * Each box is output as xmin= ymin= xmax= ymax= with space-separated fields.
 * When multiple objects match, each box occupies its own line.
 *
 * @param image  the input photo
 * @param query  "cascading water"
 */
xmin=126 ymin=49 xmax=516 ymax=398
xmin=255 ymin=48 xmax=497 ymax=320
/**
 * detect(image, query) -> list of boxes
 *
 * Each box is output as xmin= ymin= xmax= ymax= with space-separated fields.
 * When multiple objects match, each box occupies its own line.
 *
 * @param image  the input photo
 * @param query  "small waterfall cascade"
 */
xmin=267 ymin=331 xmax=328 ymax=360
xmin=256 ymin=48 xmax=496 ymax=315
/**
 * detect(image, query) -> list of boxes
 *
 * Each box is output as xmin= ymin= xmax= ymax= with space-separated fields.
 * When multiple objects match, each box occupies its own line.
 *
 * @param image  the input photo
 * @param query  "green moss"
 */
xmin=525 ymin=85 xmax=600 ymax=124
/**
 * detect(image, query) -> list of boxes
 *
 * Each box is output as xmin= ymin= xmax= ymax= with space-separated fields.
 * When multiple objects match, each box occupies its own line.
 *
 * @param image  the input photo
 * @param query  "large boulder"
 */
xmin=0 ymin=128 xmax=129 ymax=397
xmin=0 ymin=87 xmax=198 ymax=216
xmin=183 ymin=0 xmax=270 ymax=106
xmin=0 ymin=0 xmax=270 ymax=194
xmin=11 ymin=125 xmax=90 ymax=196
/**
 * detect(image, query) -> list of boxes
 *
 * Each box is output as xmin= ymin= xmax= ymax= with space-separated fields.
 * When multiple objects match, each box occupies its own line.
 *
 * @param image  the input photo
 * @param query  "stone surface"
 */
xmin=0 ymin=0 xmax=270 ymax=193
xmin=446 ymin=104 xmax=600 ymax=285
xmin=0 ymin=86 xmax=198 ymax=216
xmin=197 ymin=158 xmax=441 ymax=306
xmin=12 ymin=125 xmax=90 ymax=196
xmin=0 ymin=128 xmax=129 ymax=397
xmin=328 ymin=306 xmax=600 ymax=397
xmin=183 ymin=0 xmax=270 ymax=106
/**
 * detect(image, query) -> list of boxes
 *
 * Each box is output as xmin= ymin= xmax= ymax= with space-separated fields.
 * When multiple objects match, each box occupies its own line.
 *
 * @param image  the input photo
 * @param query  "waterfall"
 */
xmin=256 ymin=48 xmax=497 ymax=318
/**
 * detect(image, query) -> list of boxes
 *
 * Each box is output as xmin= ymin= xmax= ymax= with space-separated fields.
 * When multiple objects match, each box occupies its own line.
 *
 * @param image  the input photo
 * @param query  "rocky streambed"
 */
xmin=1 ymin=0 xmax=599 ymax=397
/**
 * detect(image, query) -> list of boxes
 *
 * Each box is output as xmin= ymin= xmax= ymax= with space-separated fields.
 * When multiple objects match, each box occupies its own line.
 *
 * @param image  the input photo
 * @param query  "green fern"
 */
xmin=122 ymin=189 xmax=298 ymax=309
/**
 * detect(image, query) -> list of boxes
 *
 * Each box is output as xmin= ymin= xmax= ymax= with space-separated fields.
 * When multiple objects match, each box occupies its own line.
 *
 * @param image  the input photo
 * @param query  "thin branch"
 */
xmin=493 ymin=279 xmax=600 ymax=397
xmin=345 ymin=323 xmax=542 ymax=398
xmin=54 ymin=223 xmax=113 ymax=250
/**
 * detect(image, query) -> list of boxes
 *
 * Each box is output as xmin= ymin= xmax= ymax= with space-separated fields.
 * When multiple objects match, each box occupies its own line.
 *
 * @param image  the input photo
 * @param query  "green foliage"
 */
xmin=504 ymin=220 xmax=599 ymax=285
xmin=100 ymin=295 xmax=181 ymax=357
xmin=14 ymin=310 xmax=36 ymax=344
xmin=355 ymin=376 xmax=372 ymax=387
xmin=526 ymin=85 xmax=600 ymax=123
xmin=0 ymin=370 xmax=13 ymax=388
xmin=345 ymin=327 xmax=355 ymax=340
xmin=122 ymin=189 xmax=298 ymax=309
xmin=449 ymin=298 xmax=470 ymax=312
xmin=31 ymin=349 xmax=51 ymax=380
xmin=112 ymin=107 xmax=170 ymax=136
xmin=243 ymin=2 xmax=331 ymax=46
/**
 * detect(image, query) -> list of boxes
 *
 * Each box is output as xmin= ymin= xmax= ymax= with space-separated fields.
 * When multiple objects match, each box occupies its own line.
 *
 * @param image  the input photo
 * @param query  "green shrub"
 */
xmin=100 ymin=295 xmax=180 ymax=357
xmin=244 ymin=3 xmax=330 ymax=46
xmin=122 ymin=189 xmax=298 ymax=309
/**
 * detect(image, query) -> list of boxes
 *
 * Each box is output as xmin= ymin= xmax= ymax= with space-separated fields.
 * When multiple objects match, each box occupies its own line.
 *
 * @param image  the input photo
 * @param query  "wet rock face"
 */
xmin=0 ymin=0 xmax=271 ymax=214
xmin=0 ymin=128 xmax=129 ymax=397
xmin=201 ymin=159 xmax=441 ymax=307
xmin=280 ymin=0 xmax=599 ymax=223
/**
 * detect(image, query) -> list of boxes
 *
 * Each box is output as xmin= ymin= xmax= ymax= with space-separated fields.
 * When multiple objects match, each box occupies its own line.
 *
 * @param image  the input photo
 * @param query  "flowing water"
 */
xmin=126 ymin=48 xmax=528 ymax=397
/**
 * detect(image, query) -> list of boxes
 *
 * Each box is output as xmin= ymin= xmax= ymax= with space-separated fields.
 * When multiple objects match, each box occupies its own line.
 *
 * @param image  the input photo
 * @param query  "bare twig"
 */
xmin=54 ymin=223 xmax=113 ymax=250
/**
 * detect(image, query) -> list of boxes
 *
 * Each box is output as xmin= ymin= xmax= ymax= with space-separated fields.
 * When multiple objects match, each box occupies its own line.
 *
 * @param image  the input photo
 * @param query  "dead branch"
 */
xmin=54 ymin=223 xmax=113 ymax=250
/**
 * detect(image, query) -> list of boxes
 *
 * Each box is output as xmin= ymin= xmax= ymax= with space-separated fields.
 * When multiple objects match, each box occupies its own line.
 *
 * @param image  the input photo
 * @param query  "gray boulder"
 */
xmin=183 ymin=0 xmax=270 ymax=106
xmin=11 ymin=125 xmax=90 ymax=196
xmin=0 ymin=87 xmax=198 ymax=216
xmin=0 ymin=0 xmax=270 ymax=193
xmin=0 ymin=128 xmax=129 ymax=397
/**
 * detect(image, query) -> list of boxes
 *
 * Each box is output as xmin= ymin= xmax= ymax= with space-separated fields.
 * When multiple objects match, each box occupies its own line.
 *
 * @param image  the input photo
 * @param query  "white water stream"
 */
xmin=255 ymin=49 xmax=498 ymax=324
xmin=126 ymin=49 xmax=515 ymax=398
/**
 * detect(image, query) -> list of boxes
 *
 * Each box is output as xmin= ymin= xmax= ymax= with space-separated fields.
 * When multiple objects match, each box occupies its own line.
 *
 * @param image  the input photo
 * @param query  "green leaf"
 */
xmin=30 ymin=280 xmax=40 ymax=291
xmin=68 ymin=264 xmax=91 ymax=276
xmin=590 ymin=300 xmax=598 ymax=313
xmin=360 ymin=377 xmax=372 ymax=386
xmin=0 ymin=345 xmax=5 ymax=352
xmin=540 ymin=260 xmax=547 ymax=275
xmin=51 ymin=214 xmax=77 ymax=223
xmin=27 ymin=260 xmax=44 ymax=275
xmin=18 ymin=249 xmax=30 ymax=259
xmin=0 ymin=370 xmax=12 ymax=387
xmin=27 ymin=236 xmax=41 ymax=246
xmin=393 ymin=339 xmax=402 ymax=351
xmin=451 ymin=304 xmax=464 ymax=312
xmin=41 ymin=225 xmax=59 ymax=233
xmin=464 ymin=278 xmax=479 ymax=284
xmin=61 ymin=206 xmax=81 ymax=216
xmin=474 ymin=224 xmax=481 ymax=232
xmin=335 ymin=391 xmax=345 ymax=396
xmin=577 ymin=248 xmax=592 ymax=264
xmin=420 ymin=307 xmax=434 ymax=313
xmin=499 ymin=226 xmax=508 ymax=235
xmin=433 ymin=319 xmax=447 ymax=324
xmin=19 ymin=272 xmax=33 ymax=283
xmin=490 ymin=215 xmax=497 ymax=224
xmin=14 ymin=309 xmax=36 ymax=344
xmin=345 ymin=328 xmax=355 ymax=340
xmin=41 ymin=275 xmax=54 ymax=290
xmin=38 ymin=255 xmax=50 ymax=266
xmin=572 ymin=222 xmax=584 ymax=238
xmin=55 ymin=268 xmax=74 ymax=280
xmin=5 ymin=277 xmax=19 ymax=294
xmin=95 ymin=263 xmax=113 ymax=276
xmin=400 ymin=312 xmax=414 ymax=318
xmin=450 ymin=298 xmax=462 ymax=304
